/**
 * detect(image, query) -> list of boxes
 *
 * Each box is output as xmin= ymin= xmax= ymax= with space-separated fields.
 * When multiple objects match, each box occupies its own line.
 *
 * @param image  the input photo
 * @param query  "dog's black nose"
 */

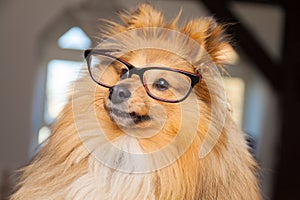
xmin=109 ymin=85 xmax=131 ymax=104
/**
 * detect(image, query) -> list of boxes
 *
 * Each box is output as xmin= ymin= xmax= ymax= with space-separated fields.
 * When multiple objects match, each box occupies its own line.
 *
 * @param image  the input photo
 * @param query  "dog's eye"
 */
xmin=120 ymin=68 xmax=129 ymax=80
xmin=153 ymin=78 xmax=170 ymax=91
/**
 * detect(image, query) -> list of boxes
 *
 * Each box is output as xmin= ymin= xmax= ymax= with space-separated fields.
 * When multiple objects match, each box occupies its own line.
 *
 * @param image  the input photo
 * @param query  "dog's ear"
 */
xmin=182 ymin=17 xmax=237 ymax=66
xmin=120 ymin=4 xmax=166 ymax=28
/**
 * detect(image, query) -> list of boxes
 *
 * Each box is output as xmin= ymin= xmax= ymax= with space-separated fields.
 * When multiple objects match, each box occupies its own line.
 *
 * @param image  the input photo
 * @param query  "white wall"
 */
xmin=0 ymin=0 xmax=85 ymax=176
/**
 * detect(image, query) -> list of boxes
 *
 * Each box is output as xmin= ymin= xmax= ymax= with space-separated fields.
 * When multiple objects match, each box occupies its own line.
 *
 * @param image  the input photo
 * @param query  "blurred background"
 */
xmin=0 ymin=0 xmax=299 ymax=199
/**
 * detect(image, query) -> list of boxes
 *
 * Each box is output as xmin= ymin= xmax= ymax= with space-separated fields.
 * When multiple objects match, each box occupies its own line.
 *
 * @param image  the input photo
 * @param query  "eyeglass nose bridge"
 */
xmin=127 ymin=67 xmax=144 ymax=82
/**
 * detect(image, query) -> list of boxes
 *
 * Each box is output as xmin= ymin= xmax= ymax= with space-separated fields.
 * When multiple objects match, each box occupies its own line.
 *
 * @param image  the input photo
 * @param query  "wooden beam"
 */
xmin=200 ymin=0 xmax=280 ymax=90
xmin=231 ymin=0 xmax=281 ymax=6
xmin=273 ymin=0 xmax=300 ymax=199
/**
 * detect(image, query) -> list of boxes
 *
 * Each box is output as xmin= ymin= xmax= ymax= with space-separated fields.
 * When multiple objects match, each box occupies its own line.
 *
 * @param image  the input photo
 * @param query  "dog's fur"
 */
xmin=11 ymin=4 xmax=260 ymax=200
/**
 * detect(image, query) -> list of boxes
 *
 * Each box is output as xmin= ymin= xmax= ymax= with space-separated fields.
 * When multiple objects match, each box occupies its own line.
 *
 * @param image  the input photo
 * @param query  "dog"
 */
xmin=11 ymin=4 xmax=260 ymax=200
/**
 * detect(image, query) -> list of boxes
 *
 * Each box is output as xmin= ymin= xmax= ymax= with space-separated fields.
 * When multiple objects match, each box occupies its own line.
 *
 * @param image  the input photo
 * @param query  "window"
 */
xmin=45 ymin=60 xmax=82 ymax=123
xmin=38 ymin=26 xmax=91 ymax=144
xmin=58 ymin=26 xmax=91 ymax=50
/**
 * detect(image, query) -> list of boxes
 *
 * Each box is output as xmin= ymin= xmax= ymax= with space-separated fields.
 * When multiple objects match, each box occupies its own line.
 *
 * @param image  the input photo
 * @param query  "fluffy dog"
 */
xmin=11 ymin=4 xmax=260 ymax=200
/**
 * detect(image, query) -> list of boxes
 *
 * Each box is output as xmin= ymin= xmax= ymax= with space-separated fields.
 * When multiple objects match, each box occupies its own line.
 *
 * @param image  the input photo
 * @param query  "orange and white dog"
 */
xmin=11 ymin=4 xmax=260 ymax=200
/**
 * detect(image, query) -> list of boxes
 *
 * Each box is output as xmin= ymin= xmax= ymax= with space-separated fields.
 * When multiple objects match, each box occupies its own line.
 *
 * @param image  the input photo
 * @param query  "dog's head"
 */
xmin=78 ymin=4 xmax=234 ymax=165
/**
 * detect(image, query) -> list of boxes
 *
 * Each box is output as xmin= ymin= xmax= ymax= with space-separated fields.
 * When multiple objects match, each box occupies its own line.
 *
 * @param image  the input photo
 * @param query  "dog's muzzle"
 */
xmin=105 ymin=84 xmax=152 ymax=127
xmin=109 ymin=85 xmax=131 ymax=104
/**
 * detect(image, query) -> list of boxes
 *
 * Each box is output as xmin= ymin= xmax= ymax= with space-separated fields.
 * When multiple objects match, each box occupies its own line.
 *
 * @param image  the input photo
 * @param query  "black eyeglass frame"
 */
xmin=84 ymin=49 xmax=202 ymax=103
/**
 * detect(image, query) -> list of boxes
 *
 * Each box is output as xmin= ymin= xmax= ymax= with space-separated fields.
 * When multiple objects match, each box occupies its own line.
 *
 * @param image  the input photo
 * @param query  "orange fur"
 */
xmin=11 ymin=4 xmax=260 ymax=200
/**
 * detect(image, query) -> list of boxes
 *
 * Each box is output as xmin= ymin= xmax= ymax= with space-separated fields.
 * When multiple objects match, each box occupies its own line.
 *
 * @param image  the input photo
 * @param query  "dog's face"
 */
xmin=104 ymin=48 xmax=195 ymax=125
xmin=92 ymin=48 xmax=198 ymax=147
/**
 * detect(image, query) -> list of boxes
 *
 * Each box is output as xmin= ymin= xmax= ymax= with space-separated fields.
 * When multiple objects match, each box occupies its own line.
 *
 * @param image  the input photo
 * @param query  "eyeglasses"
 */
xmin=84 ymin=49 xmax=202 ymax=103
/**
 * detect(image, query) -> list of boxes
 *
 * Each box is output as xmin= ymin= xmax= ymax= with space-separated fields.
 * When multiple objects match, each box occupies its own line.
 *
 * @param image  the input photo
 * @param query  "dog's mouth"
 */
xmin=109 ymin=107 xmax=151 ymax=126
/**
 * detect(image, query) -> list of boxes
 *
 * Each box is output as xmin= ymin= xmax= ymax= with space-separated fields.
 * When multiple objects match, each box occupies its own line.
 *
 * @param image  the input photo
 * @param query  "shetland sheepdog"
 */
xmin=11 ymin=4 xmax=260 ymax=200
